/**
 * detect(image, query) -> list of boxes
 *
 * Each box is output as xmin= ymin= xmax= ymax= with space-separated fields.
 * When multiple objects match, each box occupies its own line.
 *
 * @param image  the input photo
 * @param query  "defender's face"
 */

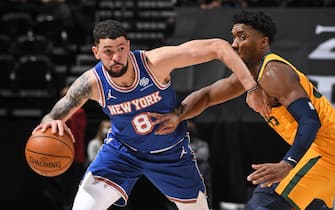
xmin=231 ymin=24 xmax=266 ymax=66
xmin=92 ymin=36 xmax=130 ymax=77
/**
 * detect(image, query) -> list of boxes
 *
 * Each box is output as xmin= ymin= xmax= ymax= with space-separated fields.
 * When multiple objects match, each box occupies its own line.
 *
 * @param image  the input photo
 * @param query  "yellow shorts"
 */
xmin=275 ymin=146 xmax=335 ymax=209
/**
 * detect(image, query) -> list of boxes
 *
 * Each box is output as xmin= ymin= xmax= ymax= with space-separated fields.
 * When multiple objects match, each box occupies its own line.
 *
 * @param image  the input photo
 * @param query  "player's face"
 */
xmin=92 ymin=36 xmax=130 ymax=77
xmin=231 ymin=24 xmax=266 ymax=67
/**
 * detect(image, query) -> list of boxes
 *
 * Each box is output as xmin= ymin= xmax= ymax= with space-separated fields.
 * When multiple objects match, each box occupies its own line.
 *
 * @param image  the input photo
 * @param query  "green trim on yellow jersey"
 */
xmin=281 ymin=156 xmax=321 ymax=210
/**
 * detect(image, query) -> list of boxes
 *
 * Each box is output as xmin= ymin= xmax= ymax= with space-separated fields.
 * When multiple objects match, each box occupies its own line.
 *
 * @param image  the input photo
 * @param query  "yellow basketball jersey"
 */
xmin=258 ymin=53 xmax=335 ymax=154
xmin=257 ymin=53 xmax=335 ymax=209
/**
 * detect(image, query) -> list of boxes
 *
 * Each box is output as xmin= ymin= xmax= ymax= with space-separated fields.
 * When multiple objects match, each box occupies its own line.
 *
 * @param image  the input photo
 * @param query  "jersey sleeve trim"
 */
xmin=92 ymin=69 xmax=105 ymax=107
xmin=140 ymin=51 xmax=171 ymax=90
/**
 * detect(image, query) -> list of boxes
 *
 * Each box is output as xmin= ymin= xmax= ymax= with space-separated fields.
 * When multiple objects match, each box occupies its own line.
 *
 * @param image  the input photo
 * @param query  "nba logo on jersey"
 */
xmin=139 ymin=77 xmax=150 ymax=87
xmin=139 ymin=77 xmax=153 ymax=91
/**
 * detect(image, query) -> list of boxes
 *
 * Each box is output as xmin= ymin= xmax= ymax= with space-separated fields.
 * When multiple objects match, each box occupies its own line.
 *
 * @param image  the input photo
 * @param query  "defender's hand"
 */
xmin=247 ymin=161 xmax=293 ymax=188
xmin=148 ymin=112 xmax=181 ymax=135
xmin=246 ymin=87 xmax=271 ymax=117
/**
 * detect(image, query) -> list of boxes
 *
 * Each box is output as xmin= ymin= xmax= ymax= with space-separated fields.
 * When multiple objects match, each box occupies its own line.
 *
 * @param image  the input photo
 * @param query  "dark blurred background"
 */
xmin=0 ymin=0 xmax=334 ymax=209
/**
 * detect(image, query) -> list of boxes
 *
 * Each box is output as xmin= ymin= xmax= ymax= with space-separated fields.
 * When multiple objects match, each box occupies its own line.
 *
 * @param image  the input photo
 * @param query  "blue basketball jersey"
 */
xmin=93 ymin=50 xmax=187 ymax=153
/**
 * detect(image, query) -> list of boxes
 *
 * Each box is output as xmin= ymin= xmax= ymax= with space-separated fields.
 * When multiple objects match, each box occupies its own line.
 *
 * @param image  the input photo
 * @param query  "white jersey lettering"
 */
xmin=107 ymin=102 xmax=131 ymax=115
xmin=107 ymin=91 xmax=162 ymax=115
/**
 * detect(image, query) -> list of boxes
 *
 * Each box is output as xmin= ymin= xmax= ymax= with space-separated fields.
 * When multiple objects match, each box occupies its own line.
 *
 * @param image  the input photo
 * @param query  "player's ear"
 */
xmin=261 ymin=36 xmax=269 ymax=49
xmin=92 ymin=46 xmax=100 ymax=60
xmin=126 ymin=39 xmax=131 ymax=50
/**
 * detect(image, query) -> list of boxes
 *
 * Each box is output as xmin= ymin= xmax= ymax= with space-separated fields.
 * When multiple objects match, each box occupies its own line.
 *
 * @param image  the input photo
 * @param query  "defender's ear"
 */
xmin=261 ymin=36 xmax=270 ymax=49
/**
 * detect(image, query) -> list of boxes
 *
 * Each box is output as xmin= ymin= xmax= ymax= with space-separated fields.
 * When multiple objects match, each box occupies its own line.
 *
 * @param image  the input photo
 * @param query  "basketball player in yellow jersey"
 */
xmin=149 ymin=11 xmax=335 ymax=209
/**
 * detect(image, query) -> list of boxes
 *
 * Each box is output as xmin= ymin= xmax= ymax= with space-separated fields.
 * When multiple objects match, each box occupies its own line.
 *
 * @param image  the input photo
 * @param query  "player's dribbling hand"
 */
xmin=32 ymin=120 xmax=75 ymax=143
xmin=148 ymin=112 xmax=180 ymax=135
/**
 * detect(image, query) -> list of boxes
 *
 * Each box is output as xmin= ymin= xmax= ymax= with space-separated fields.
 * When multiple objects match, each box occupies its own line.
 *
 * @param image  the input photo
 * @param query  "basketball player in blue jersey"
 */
xmin=32 ymin=19 xmax=270 ymax=210
xmin=150 ymin=11 xmax=335 ymax=210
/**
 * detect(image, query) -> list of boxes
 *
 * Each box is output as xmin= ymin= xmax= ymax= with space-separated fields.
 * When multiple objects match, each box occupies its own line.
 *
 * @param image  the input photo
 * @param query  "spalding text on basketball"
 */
xmin=29 ymin=156 xmax=62 ymax=168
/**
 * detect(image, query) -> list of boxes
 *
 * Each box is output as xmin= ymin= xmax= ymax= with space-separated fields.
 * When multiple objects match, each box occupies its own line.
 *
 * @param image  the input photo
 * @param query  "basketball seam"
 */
xmin=25 ymin=149 xmax=72 ymax=159
xmin=31 ymin=135 xmax=74 ymax=155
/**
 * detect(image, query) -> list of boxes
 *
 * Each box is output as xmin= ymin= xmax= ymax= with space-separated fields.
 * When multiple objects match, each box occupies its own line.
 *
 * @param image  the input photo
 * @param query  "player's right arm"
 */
xmin=151 ymin=74 xmax=245 ymax=134
xmin=33 ymin=70 xmax=98 ymax=137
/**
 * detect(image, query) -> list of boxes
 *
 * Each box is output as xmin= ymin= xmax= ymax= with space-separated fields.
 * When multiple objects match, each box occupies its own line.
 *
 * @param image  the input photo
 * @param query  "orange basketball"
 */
xmin=25 ymin=128 xmax=74 ymax=177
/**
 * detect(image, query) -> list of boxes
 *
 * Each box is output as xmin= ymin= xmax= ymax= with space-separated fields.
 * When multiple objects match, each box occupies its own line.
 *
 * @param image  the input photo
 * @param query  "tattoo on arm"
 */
xmin=42 ymin=73 xmax=92 ymax=122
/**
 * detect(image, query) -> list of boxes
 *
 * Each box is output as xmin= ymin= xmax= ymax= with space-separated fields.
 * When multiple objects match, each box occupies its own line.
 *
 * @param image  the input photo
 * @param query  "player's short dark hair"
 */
xmin=233 ymin=11 xmax=277 ymax=43
xmin=93 ymin=19 xmax=128 ymax=45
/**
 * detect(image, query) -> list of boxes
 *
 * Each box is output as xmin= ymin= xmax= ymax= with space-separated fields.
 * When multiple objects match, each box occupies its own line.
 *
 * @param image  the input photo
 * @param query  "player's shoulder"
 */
xmin=69 ymin=69 xmax=98 ymax=97
xmin=78 ymin=68 xmax=96 ymax=84
xmin=262 ymin=61 xmax=293 ymax=83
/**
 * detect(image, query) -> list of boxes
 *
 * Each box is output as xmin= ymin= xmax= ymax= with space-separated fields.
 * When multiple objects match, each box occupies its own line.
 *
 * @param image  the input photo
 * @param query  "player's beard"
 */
xmin=106 ymin=61 xmax=128 ymax=78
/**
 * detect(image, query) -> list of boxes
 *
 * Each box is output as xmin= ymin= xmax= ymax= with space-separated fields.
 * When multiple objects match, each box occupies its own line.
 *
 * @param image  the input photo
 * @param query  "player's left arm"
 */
xmin=247 ymin=61 xmax=321 ymax=187
xmin=150 ymin=38 xmax=259 ymax=91
xmin=145 ymin=38 xmax=270 ymax=116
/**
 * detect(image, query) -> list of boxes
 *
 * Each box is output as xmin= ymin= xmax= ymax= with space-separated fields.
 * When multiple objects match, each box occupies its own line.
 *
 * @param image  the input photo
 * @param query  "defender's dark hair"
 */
xmin=93 ymin=20 xmax=127 ymax=45
xmin=233 ymin=11 xmax=277 ymax=43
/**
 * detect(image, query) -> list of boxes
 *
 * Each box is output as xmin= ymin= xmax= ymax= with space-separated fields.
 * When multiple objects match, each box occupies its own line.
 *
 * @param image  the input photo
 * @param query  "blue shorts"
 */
xmin=245 ymin=185 xmax=331 ymax=210
xmin=85 ymin=136 xmax=206 ymax=206
xmin=245 ymin=185 xmax=292 ymax=210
